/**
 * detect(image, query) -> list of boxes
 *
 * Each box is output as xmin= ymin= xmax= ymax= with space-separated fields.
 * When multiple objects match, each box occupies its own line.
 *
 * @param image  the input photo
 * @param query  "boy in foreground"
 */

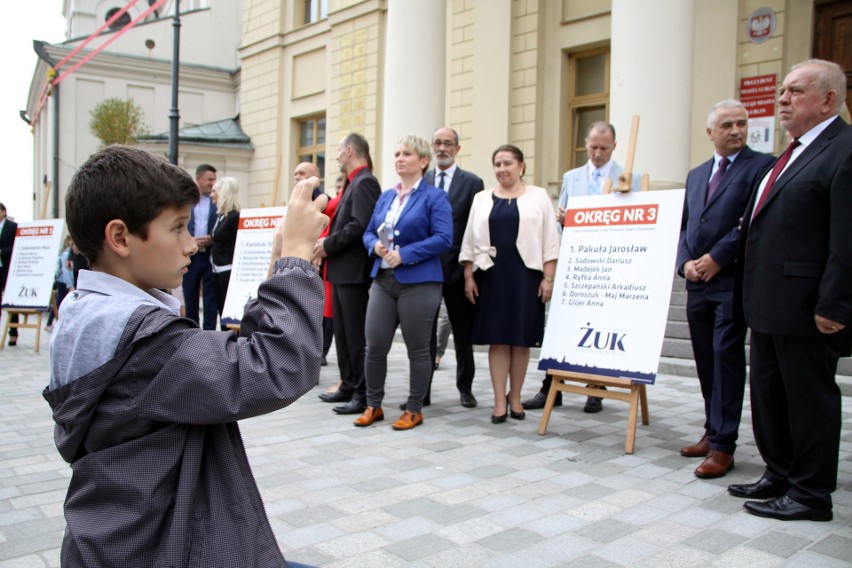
xmin=44 ymin=146 xmax=328 ymax=567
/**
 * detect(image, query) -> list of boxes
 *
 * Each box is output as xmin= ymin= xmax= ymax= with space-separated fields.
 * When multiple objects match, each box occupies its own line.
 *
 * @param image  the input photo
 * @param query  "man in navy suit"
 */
xmin=728 ymin=60 xmax=852 ymax=522
xmin=423 ymin=127 xmax=484 ymax=408
xmin=676 ymin=100 xmax=774 ymax=479
xmin=182 ymin=164 xmax=219 ymax=330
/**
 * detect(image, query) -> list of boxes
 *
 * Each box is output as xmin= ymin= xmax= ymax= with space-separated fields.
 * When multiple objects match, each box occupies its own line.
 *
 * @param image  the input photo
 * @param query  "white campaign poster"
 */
xmin=221 ymin=207 xmax=286 ymax=326
xmin=2 ymin=219 xmax=65 ymax=310
xmin=747 ymin=117 xmax=775 ymax=153
xmin=538 ymin=189 xmax=685 ymax=384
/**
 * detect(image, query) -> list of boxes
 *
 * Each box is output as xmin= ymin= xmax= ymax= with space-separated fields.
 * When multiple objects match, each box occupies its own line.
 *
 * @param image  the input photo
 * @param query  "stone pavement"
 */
xmin=1 ymin=330 xmax=851 ymax=567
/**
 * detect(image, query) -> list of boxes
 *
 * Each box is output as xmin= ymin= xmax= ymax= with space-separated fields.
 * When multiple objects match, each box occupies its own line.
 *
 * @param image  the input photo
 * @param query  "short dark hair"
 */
xmin=66 ymin=145 xmax=199 ymax=265
xmin=0 ymin=202 xmax=6 ymax=214
xmin=195 ymin=163 xmax=217 ymax=177
xmin=492 ymin=144 xmax=526 ymax=177
xmin=343 ymin=133 xmax=372 ymax=161
xmin=492 ymin=144 xmax=525 ymax=164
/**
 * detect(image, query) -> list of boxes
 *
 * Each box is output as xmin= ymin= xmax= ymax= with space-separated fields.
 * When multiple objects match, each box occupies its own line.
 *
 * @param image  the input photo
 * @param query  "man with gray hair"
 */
xmin=524 ymin=121 xmax=640 ymax=413
xmin=728 ymin=59 xmax=852 ymax=522
xmin=676 ymin=100 xmax=773 ymax=479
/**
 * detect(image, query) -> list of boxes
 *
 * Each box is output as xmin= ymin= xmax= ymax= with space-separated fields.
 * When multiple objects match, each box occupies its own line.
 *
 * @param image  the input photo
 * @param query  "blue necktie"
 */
xmin=437 ymin=172 xmax=446 ymax=190
xmin=588 ymin=169 xmax=602 ymax=194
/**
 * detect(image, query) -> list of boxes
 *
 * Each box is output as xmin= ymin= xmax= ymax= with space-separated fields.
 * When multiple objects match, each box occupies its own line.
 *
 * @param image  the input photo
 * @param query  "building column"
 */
xmin=380 ymin=0 xmax=446 ymax=185
xmin=610 ymin=0 xmax=695 ymax=188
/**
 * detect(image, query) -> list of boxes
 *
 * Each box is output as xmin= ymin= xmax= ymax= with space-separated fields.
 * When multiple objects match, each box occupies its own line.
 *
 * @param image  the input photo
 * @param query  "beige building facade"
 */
xmin=26 ymin=0 xmax=851 ymax=215
xmin=239 ymin=0 xmax=850 ymax=207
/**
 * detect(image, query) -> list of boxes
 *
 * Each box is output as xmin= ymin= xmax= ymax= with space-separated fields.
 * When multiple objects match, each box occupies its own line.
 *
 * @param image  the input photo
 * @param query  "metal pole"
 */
xmin=168 ymin=0 xmax=181 ymax=164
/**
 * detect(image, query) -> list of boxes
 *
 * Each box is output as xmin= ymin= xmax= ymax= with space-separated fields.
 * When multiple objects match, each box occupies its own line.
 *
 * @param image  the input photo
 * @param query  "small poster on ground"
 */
xmin=220 ymin=207 xmax=287 ymax=326
xmin=538 ymin=189 xmax=685 ymax=384
xmin=2 ymin=219 xmax=65 ymax=310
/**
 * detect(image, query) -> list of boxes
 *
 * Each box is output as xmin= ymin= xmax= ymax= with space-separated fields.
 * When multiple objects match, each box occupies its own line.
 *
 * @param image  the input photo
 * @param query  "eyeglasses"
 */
xmin=432 ymin=140 xmax=457 ymax=148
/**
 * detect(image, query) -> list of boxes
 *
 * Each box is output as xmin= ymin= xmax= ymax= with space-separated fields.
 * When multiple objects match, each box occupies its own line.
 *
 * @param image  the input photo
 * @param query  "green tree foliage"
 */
xmin=89 ymin=98 xmax=148 ymax=147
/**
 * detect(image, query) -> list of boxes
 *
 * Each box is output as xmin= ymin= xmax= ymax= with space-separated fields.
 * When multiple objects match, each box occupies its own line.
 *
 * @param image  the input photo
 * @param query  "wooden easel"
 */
xmin=601 ymin=116 xmax=650 ymax=194
xmin=1 ymin=309 xmax=45 ymax=353
xmin=538 ymin=371 xmax=650 ymax=454
xmin=539 ymin=114 xmax=651 ymax=454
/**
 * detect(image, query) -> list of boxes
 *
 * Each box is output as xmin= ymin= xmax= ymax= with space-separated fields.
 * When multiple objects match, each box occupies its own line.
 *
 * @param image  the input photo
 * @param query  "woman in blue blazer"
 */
xmin=355 ymin=135 xmax=453 ymax=430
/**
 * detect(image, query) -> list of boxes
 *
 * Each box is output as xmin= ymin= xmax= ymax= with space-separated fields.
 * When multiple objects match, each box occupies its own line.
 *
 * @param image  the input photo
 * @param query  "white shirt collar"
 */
xmin=76 ymin=270 xmax=181 ymax=313
xmin=588 ymin=160 xmax=614 ymax=179
xmin=796 ymin=115 xmax=838 ymax=148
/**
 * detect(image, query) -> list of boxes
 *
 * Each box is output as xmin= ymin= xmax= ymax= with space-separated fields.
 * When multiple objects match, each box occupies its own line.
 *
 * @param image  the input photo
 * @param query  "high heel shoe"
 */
xmin=506 ymin=396 xmax=525 ymax=420
xmin=491 ymin=412 xmax=508 ymax=424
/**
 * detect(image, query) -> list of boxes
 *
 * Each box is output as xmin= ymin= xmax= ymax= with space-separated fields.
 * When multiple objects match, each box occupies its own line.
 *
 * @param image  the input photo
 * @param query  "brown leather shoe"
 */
xmin=391 ymin=410 xmax=423 ymax=430
xmin=680 ymin=435 xmax=709 ymax=458
xmin=694 ymin=449 xmax=734 ymax=478
xmin=353 ymin=406 xmax=384 ymax=427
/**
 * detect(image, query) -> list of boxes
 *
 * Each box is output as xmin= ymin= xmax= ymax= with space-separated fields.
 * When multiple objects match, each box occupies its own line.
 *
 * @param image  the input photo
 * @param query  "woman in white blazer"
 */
xmin=459 ymin=145 xmax=560 ymax=423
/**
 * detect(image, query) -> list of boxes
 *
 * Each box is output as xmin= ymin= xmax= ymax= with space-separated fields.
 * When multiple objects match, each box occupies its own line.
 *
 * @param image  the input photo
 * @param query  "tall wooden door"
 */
xmin=813 ymin=0 xmax=852 ymax=116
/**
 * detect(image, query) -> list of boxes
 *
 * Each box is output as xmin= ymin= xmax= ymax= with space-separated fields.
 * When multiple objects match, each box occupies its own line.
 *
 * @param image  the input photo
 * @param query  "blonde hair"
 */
xmin=396 ymin=134 xmax=432 ymax=175
xmin=213 ymin=177 xmax=241 ymax=214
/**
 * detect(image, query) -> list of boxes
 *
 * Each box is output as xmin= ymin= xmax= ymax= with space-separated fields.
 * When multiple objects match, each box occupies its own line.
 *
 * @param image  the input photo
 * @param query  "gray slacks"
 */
xmin=365 ymin=270 xmax=442 ymax=413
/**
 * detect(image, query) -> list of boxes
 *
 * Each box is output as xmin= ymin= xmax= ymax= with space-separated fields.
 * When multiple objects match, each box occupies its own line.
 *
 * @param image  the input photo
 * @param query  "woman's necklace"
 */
xmin=496 ymin=184 xmax=523 ymax=203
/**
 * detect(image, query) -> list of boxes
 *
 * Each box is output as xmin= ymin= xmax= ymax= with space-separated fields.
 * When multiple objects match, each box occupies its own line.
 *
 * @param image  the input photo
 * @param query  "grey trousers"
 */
xmin=365 ymin=270 xmax=442 ymax=413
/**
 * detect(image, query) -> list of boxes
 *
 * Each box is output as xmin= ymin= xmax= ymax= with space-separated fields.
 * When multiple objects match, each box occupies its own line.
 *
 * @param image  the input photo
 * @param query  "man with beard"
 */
xmin=422 ymin=127 xmax=484 ymax=409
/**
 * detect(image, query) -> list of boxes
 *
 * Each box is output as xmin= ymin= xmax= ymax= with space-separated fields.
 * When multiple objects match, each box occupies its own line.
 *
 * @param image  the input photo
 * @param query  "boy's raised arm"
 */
xmin=268 ymin=176 xmax=329 ymax=277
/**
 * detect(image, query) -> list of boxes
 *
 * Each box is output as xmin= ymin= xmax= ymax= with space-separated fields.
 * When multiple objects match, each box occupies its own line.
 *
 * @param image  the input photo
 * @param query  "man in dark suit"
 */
xmin=727 ymin=59 xmax=852 ymax=522
xmin=424 ymin=127 xmax=484 ymax=409
xmin=0 ymin=202 xmax=19 ymax=345
xmin=676 ymin=100 xmax=774 ymax=479
xmin=313 ymin=133 xmax=381 ymax=415
xmin=182 ymin=164 xmax=219 ymax=330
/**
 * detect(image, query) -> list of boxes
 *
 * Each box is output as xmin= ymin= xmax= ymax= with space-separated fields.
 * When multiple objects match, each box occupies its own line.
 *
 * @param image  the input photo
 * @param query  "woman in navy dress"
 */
xmin=460 ymin=145 xmax=560 ymax=423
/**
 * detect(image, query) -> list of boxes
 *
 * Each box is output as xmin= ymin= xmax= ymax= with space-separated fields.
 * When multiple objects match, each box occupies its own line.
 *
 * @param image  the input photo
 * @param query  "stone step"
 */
xmin=665 ymin=320 xmax=691 ymax=340
xmin=668 ymin=304 xmax=687 ymax=322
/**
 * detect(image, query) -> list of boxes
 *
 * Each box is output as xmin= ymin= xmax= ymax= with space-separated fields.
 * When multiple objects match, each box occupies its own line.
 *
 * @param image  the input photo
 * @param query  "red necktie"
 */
xmin=706 ymin=156 xmax=729 ymax=204
xmin=752 ymin=139 xmax=801 ymax=218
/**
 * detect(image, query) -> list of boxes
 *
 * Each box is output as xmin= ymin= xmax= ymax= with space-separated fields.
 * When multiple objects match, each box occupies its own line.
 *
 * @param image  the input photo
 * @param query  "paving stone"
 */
xmin=1 ymin=339 xmax=850 ymax=567
xmin=574 ymin=519 xmax=641 ymax=543
xmin=383 ymin=533 xmax=455 ymax=561
xmin=746 ymin=531 xmax=810 ymax=558
xmin=684 ymin=528 xmax=749 ymax=554
xmin=476 ymin=528 xmax=545 ymax=553
xmin=809 ymin=535 xmax=852 ymax=561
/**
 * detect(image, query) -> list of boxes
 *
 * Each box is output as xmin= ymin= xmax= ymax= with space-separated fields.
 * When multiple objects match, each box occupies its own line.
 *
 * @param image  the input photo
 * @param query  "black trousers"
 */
xmin=428 ymin=282 xmax=476 ymax=395
xmin=749 ymin=329 xmax=846 ymax=509
xmin=332 ymin=282 xmax=370 ymax=401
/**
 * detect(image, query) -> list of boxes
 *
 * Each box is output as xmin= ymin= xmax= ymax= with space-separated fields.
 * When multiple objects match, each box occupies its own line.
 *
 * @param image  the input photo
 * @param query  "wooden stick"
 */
xmin=40 ymin=181 xmax=52 ymax=219
xmin=616 ymin=115 xmax=640 ymax=193
xmin=270 ymin=155 xmax=283 ymax=206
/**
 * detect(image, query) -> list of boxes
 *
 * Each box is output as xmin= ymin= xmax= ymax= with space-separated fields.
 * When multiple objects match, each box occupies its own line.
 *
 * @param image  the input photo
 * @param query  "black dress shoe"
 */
xmin=522 ymin=392 xmax=561 ymax=410
xmin=509 ymin=409 xmax=525 ymax=420
xmin=320 ymin=356 xmax=328 ymax=366
xmin=319 ymin=390 xmax=351 ymax=403
xmin=583 ymin=396 xmax=603 ymax=413
xmin=333 ymin=399 xmax=367 ymax=414
xmin=491 ymin=412 xmax=508 ymax=424
xmin=743 ymin=495 xmax=832 ymax=522
xmin=727 ymin=476 xmax=790 ymax=499
xmin=400 ymin=396 xmax=430 ymax=411
xmin=460 ymin=392 xmax=477 ymax=408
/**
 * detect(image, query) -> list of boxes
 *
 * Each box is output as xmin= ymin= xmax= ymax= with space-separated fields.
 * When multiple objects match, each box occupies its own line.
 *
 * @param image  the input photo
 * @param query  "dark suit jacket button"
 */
xmin=700 ymin=218 xmax=706 ymax=223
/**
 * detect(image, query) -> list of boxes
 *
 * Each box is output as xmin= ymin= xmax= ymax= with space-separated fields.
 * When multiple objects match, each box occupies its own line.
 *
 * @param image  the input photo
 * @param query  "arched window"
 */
xmin=105 ymin=7 xmax=132 ymax=31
